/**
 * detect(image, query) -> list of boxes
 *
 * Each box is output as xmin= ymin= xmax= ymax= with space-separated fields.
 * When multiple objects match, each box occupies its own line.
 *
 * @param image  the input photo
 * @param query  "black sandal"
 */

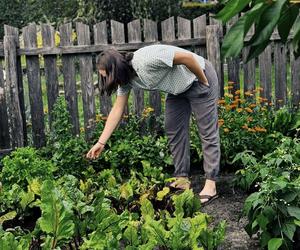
xmin=198 ymin=194 xmax=219 ymax=206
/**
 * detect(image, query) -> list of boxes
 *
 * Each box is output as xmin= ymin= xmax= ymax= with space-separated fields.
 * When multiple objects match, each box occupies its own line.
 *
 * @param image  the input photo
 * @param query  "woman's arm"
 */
xmin=98 ymin=94 xmax=129 ymax=144
xmin=173 ymin=51 xmax=209 ymax=86
xmin=86 ymin=94 xmax=129 ymax=159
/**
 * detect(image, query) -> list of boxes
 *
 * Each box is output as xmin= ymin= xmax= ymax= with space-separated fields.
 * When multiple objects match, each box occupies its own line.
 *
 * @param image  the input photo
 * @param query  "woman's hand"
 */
xmin=86 ymin=142 xmax=105 ymax=160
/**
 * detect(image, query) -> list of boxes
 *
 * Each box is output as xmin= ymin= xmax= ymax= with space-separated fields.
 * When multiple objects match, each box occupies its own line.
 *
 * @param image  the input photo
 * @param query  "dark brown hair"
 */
xmin=96 ymin=49 xmax=135 ymax=95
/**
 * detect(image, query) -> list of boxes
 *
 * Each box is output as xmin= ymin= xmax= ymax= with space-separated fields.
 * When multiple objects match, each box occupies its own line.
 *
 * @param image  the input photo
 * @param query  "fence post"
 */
xmin=291 ymin=43 xmax=300 ymax=108
xmin=0 ymin=57 xmax=10 ymax=148
xmin=206 ymin=25 xmax=223 ymax=97
xmin=4 ymin=35 xmax=24 ymax=148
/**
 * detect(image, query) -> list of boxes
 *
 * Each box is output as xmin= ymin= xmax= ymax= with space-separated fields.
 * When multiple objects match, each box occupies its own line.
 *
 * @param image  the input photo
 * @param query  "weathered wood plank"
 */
xmin=59 ymin=23 xmax=80 ymax=135
xmin=161 ymin=17 xmax=175 ymax=41
xmin=144 ymin=19 xmax=161 ymax=117
xmin=274 ymin=42 xmax=287 ymax=108
xmin=290 ymin=44 xmax=300 ymax=107
xmin=17 ymin=38 xmax=206 ymax=56
xmin=41 ymin=24 xmax=59 ymax=127
xmin=209 ymin=13 xmax=223 ymax=38
xmin=93 ymin=21 xmax=112 ymax=117
xmin=5 ymin=25 xmax=27 ymax=145
xmin=128 ymin=19 xmax=144 ymax=118
xmin=193 ymin=15 xmax=207 ymax=58
xmin=259 ymin=44 xmax=272 ymax=102
xmin=23 ymin=24 xmax=45 ymax=148
xmin=111 ymin=20 xmax=125 ymax=44
xmin=0 ymin=59 xmax=10 ymax=148
xmin=243 ymin=47 xmax=256 ymax=93
xmin=177 ymin=17 xmax=191 ymax=40
xmin=226 ymin=16 xmax=240 ymax=92
xmin=76 ymin=22 xmax=96 ymax=141
xmin=4 ymin=35 xmax=24 ymax=148
xmin=206 ymin=25 xmax=223 ymax=97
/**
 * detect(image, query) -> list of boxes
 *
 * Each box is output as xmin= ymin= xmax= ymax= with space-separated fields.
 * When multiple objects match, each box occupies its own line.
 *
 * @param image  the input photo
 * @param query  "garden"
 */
xmin=1 ymin=0 xmax=300 ymax=249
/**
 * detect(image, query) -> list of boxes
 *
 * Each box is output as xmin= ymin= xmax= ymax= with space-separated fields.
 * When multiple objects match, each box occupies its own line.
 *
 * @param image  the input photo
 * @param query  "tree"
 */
xmin=215 ymin=0 xmax=300 ymax=60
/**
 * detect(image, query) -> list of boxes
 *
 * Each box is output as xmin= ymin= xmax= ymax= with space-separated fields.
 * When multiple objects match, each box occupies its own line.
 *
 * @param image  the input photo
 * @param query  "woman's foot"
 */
xmin=199 ymin=179 xmax=218 ymax=204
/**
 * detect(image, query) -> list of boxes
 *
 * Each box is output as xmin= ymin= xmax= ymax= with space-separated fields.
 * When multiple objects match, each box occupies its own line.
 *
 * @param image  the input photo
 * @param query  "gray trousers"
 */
xmin=165 ymin=59 xmax=220 ymax=181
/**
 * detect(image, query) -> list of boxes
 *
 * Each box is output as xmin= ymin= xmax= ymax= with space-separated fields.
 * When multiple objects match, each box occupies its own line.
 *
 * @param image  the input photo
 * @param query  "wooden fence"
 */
xmin=0 ymin=14 xmax=299 ymax=150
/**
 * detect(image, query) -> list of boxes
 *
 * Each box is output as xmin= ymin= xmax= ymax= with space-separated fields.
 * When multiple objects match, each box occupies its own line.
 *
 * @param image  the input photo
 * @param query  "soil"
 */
xmin=191 ymin=173 xmax=261 ymax=250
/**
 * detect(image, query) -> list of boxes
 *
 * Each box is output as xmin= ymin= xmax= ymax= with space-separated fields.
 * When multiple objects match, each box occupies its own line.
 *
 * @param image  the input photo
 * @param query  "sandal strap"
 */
xmin=199 ymin=194 xmax=217 ymax=199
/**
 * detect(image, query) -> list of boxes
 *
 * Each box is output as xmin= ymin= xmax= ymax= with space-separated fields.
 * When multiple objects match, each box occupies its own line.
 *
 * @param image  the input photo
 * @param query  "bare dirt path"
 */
xmin=191 ymin=173 xmax=260 ymax=250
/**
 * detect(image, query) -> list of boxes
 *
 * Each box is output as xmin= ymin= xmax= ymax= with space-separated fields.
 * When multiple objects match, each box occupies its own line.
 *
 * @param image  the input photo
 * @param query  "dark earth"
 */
xmin=191 ymin=173 xmax=260 ymax=250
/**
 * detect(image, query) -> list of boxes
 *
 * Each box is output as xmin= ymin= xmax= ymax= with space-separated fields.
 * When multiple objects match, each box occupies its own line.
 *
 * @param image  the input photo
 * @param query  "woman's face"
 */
xmin=99 ymin=69 xmax=107 ymax=77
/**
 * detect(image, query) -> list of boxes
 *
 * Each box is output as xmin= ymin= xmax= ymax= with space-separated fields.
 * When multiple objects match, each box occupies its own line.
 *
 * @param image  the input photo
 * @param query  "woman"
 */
xmin=86 ymin=44 xmax=220 ymax=205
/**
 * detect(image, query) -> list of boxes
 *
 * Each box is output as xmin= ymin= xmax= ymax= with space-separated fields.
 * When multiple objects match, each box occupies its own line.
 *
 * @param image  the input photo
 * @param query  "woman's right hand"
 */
xmin=86 ymin=143 xmax=105 ymax=160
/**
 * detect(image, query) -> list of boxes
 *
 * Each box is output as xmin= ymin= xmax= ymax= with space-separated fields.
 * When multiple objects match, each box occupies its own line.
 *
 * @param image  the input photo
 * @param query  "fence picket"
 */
xmin=243 ymin=47 xmax=256 ymax=93
xmin=193 ymin=15 xmax=207 ymax=58
xmin=41 ymin=24 xmax=59 ymax=127
xmin=23 ymin=24 xmax=45 ymax=148
xmin=4 ymin=25 xmax=27 ymax=145
xmin=76 ymin=22 xmax=96 ymax=141
xmin=274 ymin=42 xmax=287 ymax=108
xmin=128 ymin=19 xmax=144 ymax=117
xmin=59 ymin=23 xmax=80 ymax=135
xmin=93 ymin=21 xmax=112 ymax=117
xmin=259 ymin=44 xmax=272 ymax=102
xmin=0 ymin=57 xmax=10 ymax=148
xmin=290 ymin=44 xmax=300 ymax=108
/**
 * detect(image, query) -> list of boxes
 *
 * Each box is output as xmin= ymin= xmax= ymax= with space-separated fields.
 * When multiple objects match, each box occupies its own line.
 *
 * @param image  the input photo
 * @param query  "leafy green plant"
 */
xmin=1 ymin=147 xmax=55 ymax=190
xmin=232 ymin=137 xmax=300 ymax=249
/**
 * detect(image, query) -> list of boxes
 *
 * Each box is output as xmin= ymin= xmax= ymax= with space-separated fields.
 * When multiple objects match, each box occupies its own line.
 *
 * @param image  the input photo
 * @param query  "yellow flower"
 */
xmin=223 ymin=128 xmax=230 ymax=133
xmin=244 ymin=91 xmax=252 ymax=96
xmin=249 ymin=103 xmax=256 ymax=108
xmin=80 ymin=127 xmax=85 ymax=132
xmin=235 ymin=90 xmax=241 ymax=95
xmin=224 ymin=93 xmax=234 ymax=98
xmin=237 ymin=108 xmax=243 ymax=113
xmin=247 ymin=128 xmax=256 ymax=132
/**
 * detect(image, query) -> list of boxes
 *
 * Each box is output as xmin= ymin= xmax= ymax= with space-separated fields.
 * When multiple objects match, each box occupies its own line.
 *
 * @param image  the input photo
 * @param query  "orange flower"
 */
xmin=225 ymin=105 xmax=232 ymax=111
xmin=254 ymin=126 xmax=267 ymax=132
xmin=249 ymin=103 xmax=256 ymax=108
xmin=247 ymin=128 xmax=256 ymax=132
xmin=228 ymin=81 xmax=235 ymax=85
xmin=240 ymin=99 xmax=246 ymax=104
xmin=245 ymin=91 xmax=252 ymax=96
xmin=257 ymin=87 xmax=264 ymax=92
xmin=237 ymin=108 xmax=243 ymax=113
xmin=232 ymin=100 xmax=239 ymax=105
xmin=218 ymin=119 xmax=224 ymax=127
xmin=218 ymin=99 xmax=226 ymax=105
xmin=245 ymin=107 xmax=253 ymax=113
xmin=247 ymin=117 xmax=253 ymax=122
xmin=230 ymin=104 xmax=237 ymax=109
xmin=223 ymin=128 xmax=230 ymax=133
xmin=234 ymin=95 xmax=240 ymax=100
xmin=269 ymin=102 xmax=274 ymax=106
xmin=235 ymin=90 xmax=241 ymax=95
xmin=242 ymin=124 xmax=248 ymax=129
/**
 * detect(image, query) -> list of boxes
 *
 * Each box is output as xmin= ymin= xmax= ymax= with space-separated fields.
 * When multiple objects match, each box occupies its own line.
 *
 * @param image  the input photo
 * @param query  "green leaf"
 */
xmin=120 ymin=183 xmax=134 ymax=200
xmin=38 ymin=180 xmax=75 ymax=248
xmin=249 ymin=0 xmax=287 ymax=46
xmin=140 ymin=198 xmax=155 ymax=220
xmin=20 ymin=191 xmax=35 ymax=210
xmin=282 ymin=222 xmax=296 ymax=241
xmin=277 ymin=3 xmax=299 ymax=43
xmin=257 ymin=214 xmax=269 ymax=231
xmin=287 ymin=206 xmax=300 ymax=220
xmin=268 ymin=238 xmax=283 ymax=250
xmin=156 ymin=187 xmax=170 ymax=201
xmin=124 ymin=222 xmax=139 ymax=246
xmin=214 ymin=0 xmax=251 ymax=23
xmin=294 ymin=219 xmax=300 ymax=227
xmin=0 ymin=211 xmax=17 ymax=225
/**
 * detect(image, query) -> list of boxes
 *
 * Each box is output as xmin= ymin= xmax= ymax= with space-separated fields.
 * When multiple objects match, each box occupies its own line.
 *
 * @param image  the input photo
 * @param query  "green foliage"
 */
xmin=216 ymin=0 xmax=300 ymax=60
xmin=233 ymin=137 xmax=300 ymax=249
xmin=38 ymin=180 xmax=75 ymax=249
xmin=1 ymin=147 xmax=55 ymax=190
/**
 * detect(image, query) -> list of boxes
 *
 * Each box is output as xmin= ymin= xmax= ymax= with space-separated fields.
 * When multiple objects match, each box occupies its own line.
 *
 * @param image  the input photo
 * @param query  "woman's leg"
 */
xmin=184 ymin=60 xmax=220 ymax=202
xmin=165 ymin=94 xmax=191 ymax=180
